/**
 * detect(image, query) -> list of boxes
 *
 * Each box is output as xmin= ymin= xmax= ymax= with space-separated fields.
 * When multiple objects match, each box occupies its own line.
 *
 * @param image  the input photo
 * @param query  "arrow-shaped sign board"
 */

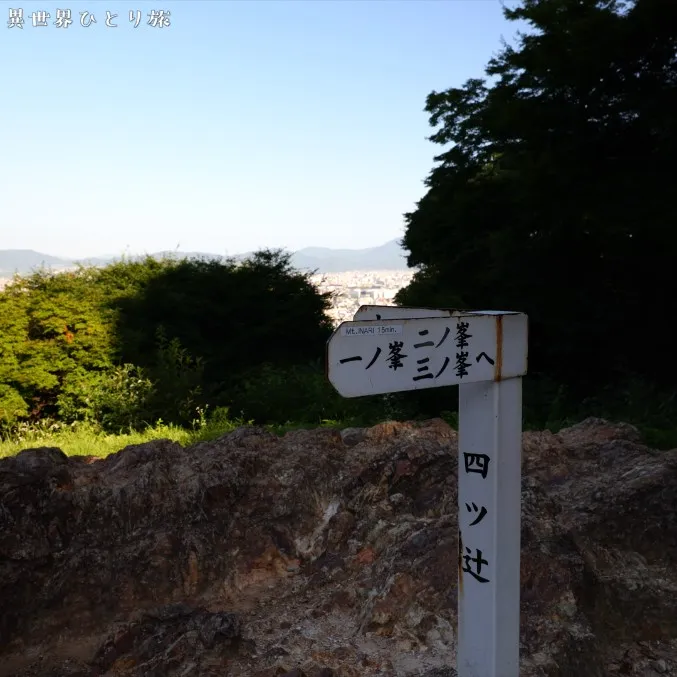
xmin=326 ymin=312 xmax=527 ymax=398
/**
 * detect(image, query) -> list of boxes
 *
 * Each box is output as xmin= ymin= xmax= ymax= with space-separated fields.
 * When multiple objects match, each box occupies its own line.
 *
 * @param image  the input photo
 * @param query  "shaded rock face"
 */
xmin=1 ymin=417 xmax=676 ymax=676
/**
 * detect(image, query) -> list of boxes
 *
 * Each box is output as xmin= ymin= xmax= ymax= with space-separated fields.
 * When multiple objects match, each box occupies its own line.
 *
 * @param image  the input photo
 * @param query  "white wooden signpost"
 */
xmin=326 ymin=305 xmax=528 ymax=677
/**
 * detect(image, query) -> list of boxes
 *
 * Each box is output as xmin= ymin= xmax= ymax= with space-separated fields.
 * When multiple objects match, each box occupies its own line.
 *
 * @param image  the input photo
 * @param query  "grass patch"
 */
xmin=0 ymin=421 xmax=192 ymax=459
xmin=0 ymin=410 xmax=359 ymax=460
xmin=0 ymin=407 xmax=239 ymax=459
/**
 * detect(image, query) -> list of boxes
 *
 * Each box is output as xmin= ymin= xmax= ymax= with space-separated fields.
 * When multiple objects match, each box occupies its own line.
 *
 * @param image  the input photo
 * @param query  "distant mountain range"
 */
xmin=0 ymin=240 xmax=410 ymax=276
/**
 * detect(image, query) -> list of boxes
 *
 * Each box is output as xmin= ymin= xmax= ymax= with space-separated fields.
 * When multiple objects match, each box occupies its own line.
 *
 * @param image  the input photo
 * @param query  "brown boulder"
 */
xmin=0 ymin=418 xmax=675 ymax=676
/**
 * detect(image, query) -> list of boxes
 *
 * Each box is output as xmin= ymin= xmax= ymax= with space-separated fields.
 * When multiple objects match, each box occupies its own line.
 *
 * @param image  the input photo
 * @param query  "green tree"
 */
xmin=397 ymin=0 xmax=677 ymax=396
xmin=0 ymin=279 xmax=32 ymax=424
xmin=113 ymin=250 xmax=335 ymax=420
xmin=0 ymin=269 xmax=115 ymax=426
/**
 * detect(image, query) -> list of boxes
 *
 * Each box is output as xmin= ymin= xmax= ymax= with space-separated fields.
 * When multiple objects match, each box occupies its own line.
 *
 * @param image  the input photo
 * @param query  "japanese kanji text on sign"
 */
xmin=326 ymin=312 xmax=528 ymax=398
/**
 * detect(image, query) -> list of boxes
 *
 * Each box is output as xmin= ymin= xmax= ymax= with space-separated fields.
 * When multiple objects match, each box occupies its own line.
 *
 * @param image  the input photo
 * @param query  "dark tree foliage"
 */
xmin=114 ymin=250 xmax=335 ymax=404
xmin=397 ymin=0 xmax=677 ymax=393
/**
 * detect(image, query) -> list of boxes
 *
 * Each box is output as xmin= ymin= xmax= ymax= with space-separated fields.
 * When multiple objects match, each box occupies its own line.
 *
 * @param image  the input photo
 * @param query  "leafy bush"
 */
xmin=56 ymin=364 xmax=155 ymax=432
xmin=229 ymin=361 xmax=396 ymax=426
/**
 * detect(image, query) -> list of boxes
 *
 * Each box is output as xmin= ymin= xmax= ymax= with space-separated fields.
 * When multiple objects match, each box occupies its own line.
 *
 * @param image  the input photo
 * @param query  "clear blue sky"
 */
xmin=2 ymin=0 xmax=524 ymax=259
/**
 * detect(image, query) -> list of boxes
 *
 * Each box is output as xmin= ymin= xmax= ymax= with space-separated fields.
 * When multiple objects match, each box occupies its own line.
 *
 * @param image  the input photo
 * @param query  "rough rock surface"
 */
xmin=0 ymin=417 xmax=676 ymax=676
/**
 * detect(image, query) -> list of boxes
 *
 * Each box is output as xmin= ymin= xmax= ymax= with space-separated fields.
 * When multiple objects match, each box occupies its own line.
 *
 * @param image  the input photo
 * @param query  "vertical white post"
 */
xmin=457 ymin=377 xmax=522 ymax=677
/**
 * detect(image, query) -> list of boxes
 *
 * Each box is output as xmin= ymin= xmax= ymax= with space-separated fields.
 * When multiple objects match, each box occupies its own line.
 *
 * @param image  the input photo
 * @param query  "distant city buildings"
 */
xmin=310 ymin=269 xmax=414 ymax=325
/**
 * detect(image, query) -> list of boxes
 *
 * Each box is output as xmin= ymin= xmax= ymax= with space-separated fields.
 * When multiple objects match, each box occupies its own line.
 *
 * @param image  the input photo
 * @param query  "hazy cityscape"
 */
xmin=310 ymin=269 xmax=415 ymax=324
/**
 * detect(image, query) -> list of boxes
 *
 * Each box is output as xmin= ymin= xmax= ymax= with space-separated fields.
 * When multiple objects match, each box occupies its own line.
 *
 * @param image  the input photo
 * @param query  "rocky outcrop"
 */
xmin=0 ymin=418 xmax=676 ymax=676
